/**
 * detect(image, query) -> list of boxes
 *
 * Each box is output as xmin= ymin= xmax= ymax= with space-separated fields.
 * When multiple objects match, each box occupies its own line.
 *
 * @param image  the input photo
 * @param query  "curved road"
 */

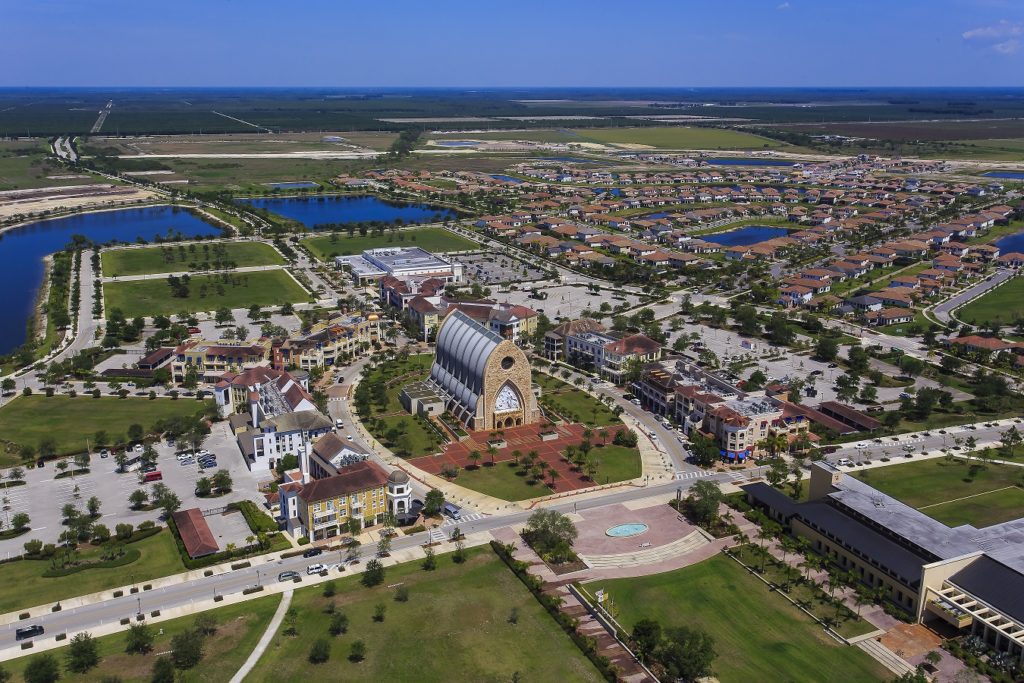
xmin=931 ymin=268 xmax=1015 ymax=327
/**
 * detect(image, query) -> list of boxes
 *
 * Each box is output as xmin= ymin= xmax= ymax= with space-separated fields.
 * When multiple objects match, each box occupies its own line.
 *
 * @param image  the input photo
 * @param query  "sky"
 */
xmin=2 ymin=0 xmax=1022 ymax=87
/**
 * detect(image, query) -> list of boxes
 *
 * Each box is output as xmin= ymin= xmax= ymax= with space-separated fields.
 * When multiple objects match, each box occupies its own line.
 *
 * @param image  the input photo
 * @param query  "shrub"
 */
xmin=308 ymin=638 xmax=330 ymax=664
xmin=322 ymin=580 xmax=336 ymax=598
xmin=395 ymin=585 xmax=409 ymax=602
xmin=349 ymin=640 xmax=366 ymax=662
xmin=329 ymin=612 xmax=348 ymax=636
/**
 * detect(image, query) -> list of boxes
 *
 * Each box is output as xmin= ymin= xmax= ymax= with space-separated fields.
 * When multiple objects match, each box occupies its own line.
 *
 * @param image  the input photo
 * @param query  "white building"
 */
xmin=336 ymin=246 xmax=465 ymax=286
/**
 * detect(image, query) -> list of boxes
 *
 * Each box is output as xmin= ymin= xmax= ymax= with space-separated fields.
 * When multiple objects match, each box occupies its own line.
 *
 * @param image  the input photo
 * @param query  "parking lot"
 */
xmin=494 ymin=281 xmax=645 ymax=321
xmin=0 ymin=421 xmax=263 ymax=558
xmin=458 ymin=252 xmax=549 ymax=285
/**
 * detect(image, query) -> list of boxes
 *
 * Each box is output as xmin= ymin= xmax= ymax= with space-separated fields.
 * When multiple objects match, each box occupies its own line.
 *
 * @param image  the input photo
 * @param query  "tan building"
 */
xmin=405 ymin=310 xmax=539 ymax=431
xmin=283 ymin=459 xmax=390 ymax=541
xmin=172 ymin=339 xmax=271 ymax=383
xmin=272 ymin=312 xmax=382 ymax=371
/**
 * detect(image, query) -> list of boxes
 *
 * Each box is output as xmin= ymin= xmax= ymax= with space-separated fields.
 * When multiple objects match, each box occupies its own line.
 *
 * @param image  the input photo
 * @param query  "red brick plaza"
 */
xmin=408 ymin=421 xmax=630 ymax=494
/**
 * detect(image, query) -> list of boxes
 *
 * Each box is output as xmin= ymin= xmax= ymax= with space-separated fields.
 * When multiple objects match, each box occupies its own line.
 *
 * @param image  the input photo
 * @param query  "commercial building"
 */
xmin=336 ymin=246 xmax=464 ymax=287
xmin=543 ymin=318 xmax=607 ymax=361
xmin=564 ymin=330 xmax=662 ymax=384
xmin=399 ymin=296 xmax=539 ymax=343
xmin=171 ymin=339 xmax=271 ymax=383
xmin=272 ymin=312 xmax=382 ymax=371
xmin=401 ymin=310 xmax=539 ymax=431
xmin=743 ymin=463 xmax=1024 ymax=664
xmin=280 ymin=459 xmax=391 ymax=541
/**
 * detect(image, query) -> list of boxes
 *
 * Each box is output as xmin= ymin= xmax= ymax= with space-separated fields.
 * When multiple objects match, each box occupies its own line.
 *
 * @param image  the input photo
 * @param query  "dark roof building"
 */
xmin=171 ymin=508 xmax=219 ymax=558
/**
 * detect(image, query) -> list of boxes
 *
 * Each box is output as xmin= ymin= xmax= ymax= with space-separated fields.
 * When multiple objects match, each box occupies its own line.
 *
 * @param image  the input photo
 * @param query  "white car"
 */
xmin=133 ymin=444 xmax=144 ymax=453
xmin=836 ymin=458 xmax=853 ymax=467
xmin=306 ymin=563 xmax=327 ymax=575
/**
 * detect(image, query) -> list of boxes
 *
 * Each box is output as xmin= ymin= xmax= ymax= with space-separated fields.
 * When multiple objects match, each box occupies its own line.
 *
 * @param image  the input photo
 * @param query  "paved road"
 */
xmin=931 ymin=268 xmax=1015 ymax=327
xmin=823 ymin=416 xmax=1023 ymax=464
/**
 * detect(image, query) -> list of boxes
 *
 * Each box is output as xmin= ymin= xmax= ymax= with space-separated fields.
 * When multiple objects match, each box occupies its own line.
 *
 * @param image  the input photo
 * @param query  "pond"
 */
xmin=0 ymin=206 xmax=221 ymax=356
xmin=702 ymin=225 xmax=791 ymax=247
xmin=591 ymin=188 xmax=622 ymax=196
xmin=240 ymin=195 xmax=458 ymax=229
xmin=983 ymin=171 xmax=1024 ymax=180
xmin=490 ymin=174 xmax=524 ymax=184
xmin=995 ymin=231 xmax=1024 ymax=254
xmin=435 ymin=140 xmax=480 ymax=147
xmin=704 ymin=158 xmax=797 ymax=167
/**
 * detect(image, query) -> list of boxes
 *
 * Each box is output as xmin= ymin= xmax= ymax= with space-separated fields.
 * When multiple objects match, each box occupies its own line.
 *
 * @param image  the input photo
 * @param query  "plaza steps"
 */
xmin=578 ymin=530 xmax=709 ymax=569
xmin=856 ymin=638 xmax=917 ymax=676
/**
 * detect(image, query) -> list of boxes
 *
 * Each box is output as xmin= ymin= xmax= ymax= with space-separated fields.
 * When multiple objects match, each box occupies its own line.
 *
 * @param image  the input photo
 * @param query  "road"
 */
xmin=823 ymin=416 xmax=1023 ymax=464
xmin=931 ymin=268 xmax=1015 ymax=327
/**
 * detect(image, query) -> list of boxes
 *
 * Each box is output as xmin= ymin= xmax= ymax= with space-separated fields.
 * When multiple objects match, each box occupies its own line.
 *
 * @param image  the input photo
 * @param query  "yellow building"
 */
xmin=289 ymin=460 xmax=390 ymax=541
xmin=272 ymin=312 xmax=382 ymax=371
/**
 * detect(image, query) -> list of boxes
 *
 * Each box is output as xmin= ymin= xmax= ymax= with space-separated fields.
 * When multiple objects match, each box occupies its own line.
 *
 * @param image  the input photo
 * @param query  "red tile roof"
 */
xmin=172 ymin=508 xmax=219 ymax=558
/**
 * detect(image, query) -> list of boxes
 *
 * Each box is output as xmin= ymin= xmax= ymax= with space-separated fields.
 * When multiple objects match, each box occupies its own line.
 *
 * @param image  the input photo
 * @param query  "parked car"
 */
xmin=278 ymin=571 xmax=299 ymax=582
xmin=836 ymin=458 xmax=853 ymax=467
xmin=306 ymin=563 xmax=327 ymax=575
xmin=134 ymin=444 xmax=144 ymax=453
xmin=302 ymin=547 xmax=323 ymax=558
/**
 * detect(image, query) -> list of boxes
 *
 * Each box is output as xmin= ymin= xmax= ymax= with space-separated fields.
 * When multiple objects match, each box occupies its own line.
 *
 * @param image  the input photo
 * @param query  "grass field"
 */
xmin=0 ymin=395 xmax=211 ymax=463
xmin=154 ymin=157 xmax=370 ymax=193
xmin=0 ymin=530 xmax=184 ymax=614
xmin=0 ymin=139 xmax=101 ymax=191
xmin=572 ymin=126 xmax=794 ymax=150
xmin=533 ymin=372 xmax=619 ymax=427
xmin=2 ymin=593 xmax=280 ymax=682
xmin=957 ymin=276 xmax=1024 ymax=327
xmin=357 ymin=355 xmax=444 ymax=457
xmin=101 ymin=241 xmax=285 ymax=276
xmin=596 ymin=555 xmax=888 ymax=683
xmin=244 ymin=548 xmax=602 ymax=682
xmin=103 ymin=269 xmax=310 ymax=318
xmin=302 ymin=227 xmax=477 ymax=261
xmin=853 ymin=457 xmax=1024 ymax=528
xmin=429 ymin=129 xmax=583 ymax=143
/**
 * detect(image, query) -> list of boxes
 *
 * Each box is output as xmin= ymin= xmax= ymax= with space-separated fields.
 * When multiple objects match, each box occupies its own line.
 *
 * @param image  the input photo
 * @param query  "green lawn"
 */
xmin=103 ymin=269 xmax=311 ymax=318
xmin=534 ymin=372 xmax=619 ymax=426
xmin=573 ymin=126 xmax=796 ymax=150
xmin=853 ymin=457 xmax=1024 ymax=528
xmin=102 ymin=241 xmax=285 ymax=277
xmin=957 ymin=276 xmax=1024 ymax=327
xmin=357 ymin=355 xmax=444 ymax=457
xmin=0 ymin=530 xmax=185 ymax=614
xmin=244 ymin=548 xmax=602 ymax=682
xmin=455 ymin=461 xmax=552 ymax=501
xmin=2 ymin=594 xmax=280 ymax=682
xmin=595 ymin=555 xmax=888 ymax=683
xmin=0 ymin=395 xmax=211 ymax=463
xmin=302 ymin=227 xmax=477 ymax=261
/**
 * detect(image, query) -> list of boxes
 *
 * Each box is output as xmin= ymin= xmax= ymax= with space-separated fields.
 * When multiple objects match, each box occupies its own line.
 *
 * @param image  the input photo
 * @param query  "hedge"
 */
xmin=229 ymin=500 xmax=279 ymax=533
xmin=490 ymin=542 xmax=617 ymax=682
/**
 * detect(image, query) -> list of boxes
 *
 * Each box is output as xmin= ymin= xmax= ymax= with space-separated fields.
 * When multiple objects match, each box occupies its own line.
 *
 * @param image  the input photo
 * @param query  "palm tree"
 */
xmin=468 ymin=450 xmax=482 ymax=469
xmin=511 ymin=450 xmax=522 ymax=467
xmin=486 ymin=445 xmax=498 ymax=467
xmin=548 ymin=468 xmax=559 ymax=489
xmin=759 ymin=433 xmax=789 ymax=458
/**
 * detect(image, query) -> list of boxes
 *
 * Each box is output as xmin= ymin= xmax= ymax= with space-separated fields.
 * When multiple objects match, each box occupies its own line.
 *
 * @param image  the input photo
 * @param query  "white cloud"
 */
xmin=993 ymin=38 xmax=1021 ymax=54
xmin=776 ymin=1 xmax=791 ymax=9
xmin=962 ymin=19 xmax=1023 ymax=40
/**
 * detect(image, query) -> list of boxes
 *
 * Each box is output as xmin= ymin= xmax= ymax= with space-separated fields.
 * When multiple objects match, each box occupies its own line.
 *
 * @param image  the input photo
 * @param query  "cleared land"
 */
xmin=3 ymin=593 xmax=280 ymax=682
xmin=104 ymin=269 xmax=310 ymax=318
xmin=428 ymin=129 xmax=582 ymax=143
xmin=596 ymin=555 xmax=888 ymax=683
xmin=244 ymin=548 xmax=602 ymax=682
xmin=0 ymin=139 xmax=98 ymax=191
xmin=853 ymin=457 xmax=1024 ymax=528
xmin=572 ymin=126 xmax=794 ymax=150
xmin=150 ymin=157 xmax=371 ymax=193
xmin=957 ymin=276 xmax=1024 ymax=327
xmin=0 ymin=529 xmax=184 ymax=614
xmin=102 ymin=241 xmax=285 ymax=276
xmin=302 ymin=227 xmax=477 ymax=261
xmin=777 ymin=119 xmax=1024 ymax=142
xmin=85 ymin=131 xmax=398 ymax=156
xmin=0 ymin=395 xmax=211 ymax=463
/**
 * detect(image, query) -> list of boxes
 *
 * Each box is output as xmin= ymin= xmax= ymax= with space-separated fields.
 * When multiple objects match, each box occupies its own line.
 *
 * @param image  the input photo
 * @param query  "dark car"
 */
xmin=16 ymin=625 xmax=44 ymax=641
xmin=302 ymin=547 xmax=323 ymax=559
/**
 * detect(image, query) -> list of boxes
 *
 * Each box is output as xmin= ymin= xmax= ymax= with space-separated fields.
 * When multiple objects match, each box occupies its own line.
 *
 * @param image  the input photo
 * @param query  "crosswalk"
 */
xmin=673 ymin=470 xmax=714 ymax=481
xmin=439 ymin=512 xmax=484 ymax=528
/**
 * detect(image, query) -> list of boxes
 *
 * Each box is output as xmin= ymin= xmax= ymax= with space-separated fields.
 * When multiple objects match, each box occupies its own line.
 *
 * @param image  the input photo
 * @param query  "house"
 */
xmin=998 ymin=253 xmax=1024 ymax=268
xmin=846 ymin=295 xmax=883 ymax=312
xmin=778 ymin=285 xmax=814 ymax=307
xmin=282 ymin=460 xmax=391 ymax=541
xmin=863 ymin=307 xmax=914 ymax=326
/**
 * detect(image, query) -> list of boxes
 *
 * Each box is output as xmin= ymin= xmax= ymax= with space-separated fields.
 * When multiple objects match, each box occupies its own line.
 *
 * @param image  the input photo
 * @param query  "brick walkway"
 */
xmin=409 ymin=422 xmax=629 ymax=494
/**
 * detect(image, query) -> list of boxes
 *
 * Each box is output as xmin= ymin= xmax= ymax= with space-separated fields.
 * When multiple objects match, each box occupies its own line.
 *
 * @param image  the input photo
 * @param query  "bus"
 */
xmin=143 ymin=470 xmax=163 ymax=483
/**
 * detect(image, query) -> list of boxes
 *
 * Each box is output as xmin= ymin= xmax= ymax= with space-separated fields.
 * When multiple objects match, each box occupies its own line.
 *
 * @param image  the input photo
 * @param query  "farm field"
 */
xmin=853 ymin=457 xmax=1024 ymax=528
xmin=2 ymin=593 xmax=280 ymax=682
xmin=101 ymin=241 xmax=285 ymax=276
xmin=243 ymin=548 xmax=603 ymax=682
xmin=956 ymin=276 xmax=1024 ymax=327
xmin=302 ymin=227 xmax=477 ymax=260
xmin=596 ymin=555 xmax=888 ymax=683
xmin=103 ymin=269 xmax=310 ymax=317
xmin=0 ymin=529 xmax=184 ymax=614
xmin=571 ymin=126 xmax=796 ymax=150
xmin=0 ymin=395 xmax=211 ymax=463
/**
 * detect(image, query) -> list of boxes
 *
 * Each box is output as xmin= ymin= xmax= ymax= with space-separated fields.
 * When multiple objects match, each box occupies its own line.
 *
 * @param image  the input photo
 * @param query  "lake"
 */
xmin=591 ymin=188 xmax=622 ymax=196
xmin=240 ymin=195 xmax=458 ymax=229
xmin=490 ymin=174 xmax=524 ymax=184
xmin=705 ymin=158 xmax=797 ymax=167
xmin=0 ymin=206 xmax=221 ymax=356
xmin=266 ymin=181 xmax=320 ymax=189
xmin=702 ymin=225 xmax=790 ymax=247
xmin=995 ymin=231 xmax=1024 ymax=254
xmin=983 ymin=171 xmax=1024 ymax=180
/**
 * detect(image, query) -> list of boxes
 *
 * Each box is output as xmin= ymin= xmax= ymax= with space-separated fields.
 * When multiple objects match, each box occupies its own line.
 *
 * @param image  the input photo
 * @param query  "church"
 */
xmin=401 ymin=310 xmax=540 ymax=432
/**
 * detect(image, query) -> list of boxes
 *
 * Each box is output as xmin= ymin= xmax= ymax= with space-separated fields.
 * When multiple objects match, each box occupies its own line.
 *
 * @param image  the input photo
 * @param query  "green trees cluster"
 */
xmin=631 ymin=618 xmax=716 ymax=681
xmin=521 ymin=509 xmax=577 ymax=564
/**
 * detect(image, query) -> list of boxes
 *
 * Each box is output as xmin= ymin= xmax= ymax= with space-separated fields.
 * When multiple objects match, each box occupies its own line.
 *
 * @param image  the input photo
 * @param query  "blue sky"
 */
xmin=2 ymin=0 xmax=1022 ymax=87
